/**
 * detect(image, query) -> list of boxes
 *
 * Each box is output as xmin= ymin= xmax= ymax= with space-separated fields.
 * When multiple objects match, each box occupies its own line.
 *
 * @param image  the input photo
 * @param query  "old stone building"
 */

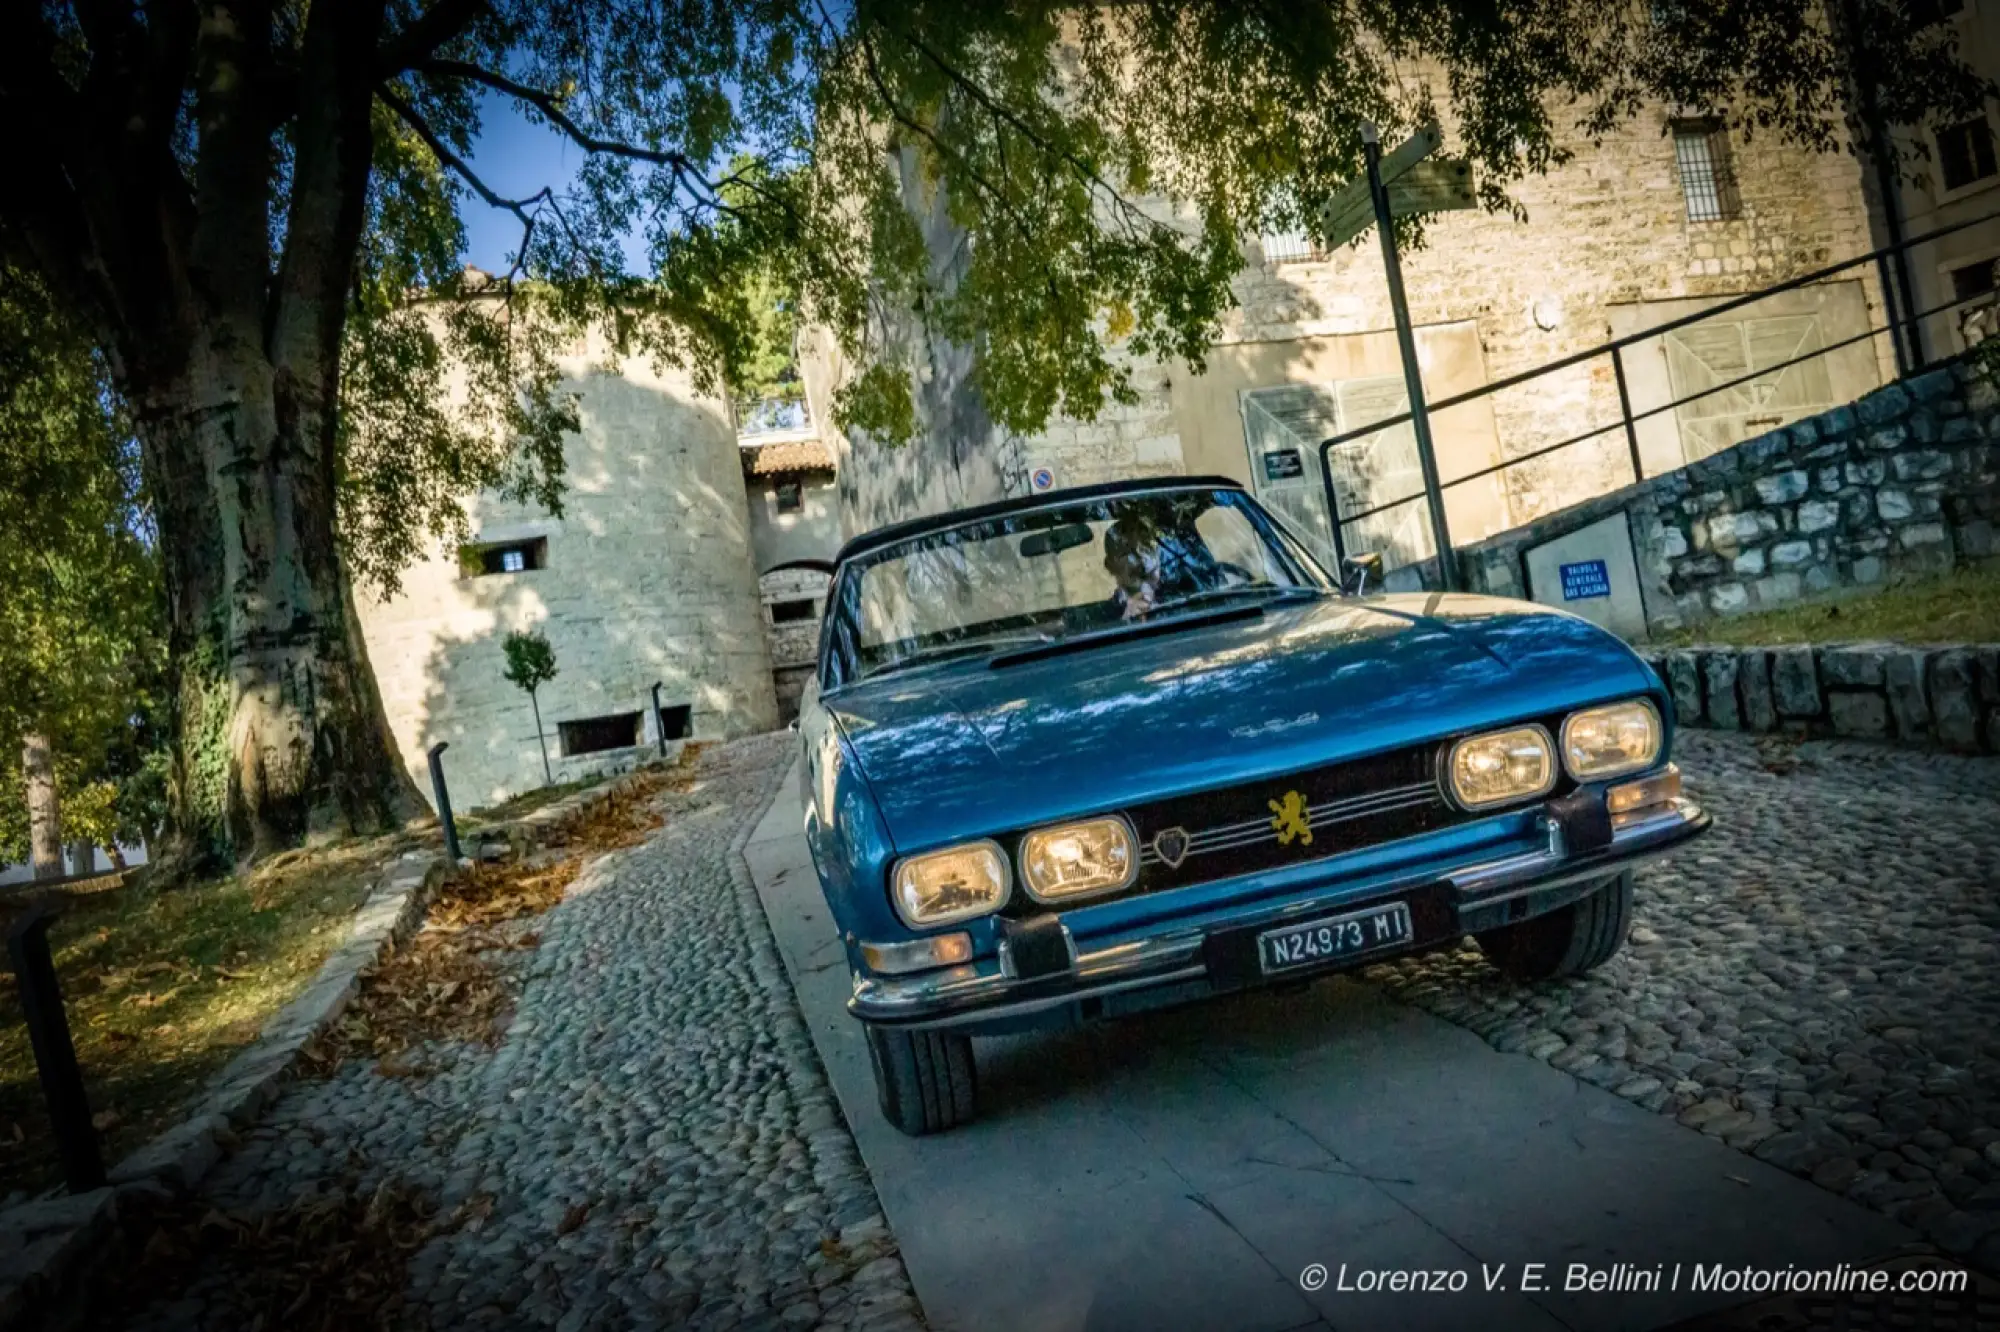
xmin=738 ymin=399 xmax=840 ymax=719
xmin=355 ymin=323 xmax=779 ymax=810
xmin=1871 ymin=0 xmax=2000 ymax=361
xmin=812 ymin=102 xmax=1899 ymax=576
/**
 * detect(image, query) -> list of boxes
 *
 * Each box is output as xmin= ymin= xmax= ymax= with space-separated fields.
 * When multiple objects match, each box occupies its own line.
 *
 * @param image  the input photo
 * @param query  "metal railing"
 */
xmin=1314 ymin=207 xmax=2000 ymax=570
xmin=734 ymin=387 xmax=814 ymax=442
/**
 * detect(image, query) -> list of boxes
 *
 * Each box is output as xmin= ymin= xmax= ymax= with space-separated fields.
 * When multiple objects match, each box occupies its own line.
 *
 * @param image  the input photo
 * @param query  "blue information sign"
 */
xmin=1559 ymin=559 xmax=1611 ymax=601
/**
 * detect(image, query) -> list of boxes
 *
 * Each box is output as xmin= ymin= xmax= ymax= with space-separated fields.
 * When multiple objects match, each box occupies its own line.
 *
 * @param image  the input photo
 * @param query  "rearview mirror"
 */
xmin=1019 ymin=523 xmax=1093 ymax=558
xmin=1341 ymin=551 xmax=1385 ymax=596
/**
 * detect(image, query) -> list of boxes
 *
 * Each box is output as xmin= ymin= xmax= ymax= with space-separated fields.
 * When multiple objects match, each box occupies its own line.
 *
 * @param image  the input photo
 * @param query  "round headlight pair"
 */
xmin=890 ymin=816 xmax=1137 ymax=927
xmin=1445 ymin=699 xmax=1662 ymax=810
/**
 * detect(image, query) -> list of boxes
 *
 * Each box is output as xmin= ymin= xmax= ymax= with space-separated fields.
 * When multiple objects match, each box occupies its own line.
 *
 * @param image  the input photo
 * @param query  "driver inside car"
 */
xmin=1102 ymin=509 xmax=1229 ymax=620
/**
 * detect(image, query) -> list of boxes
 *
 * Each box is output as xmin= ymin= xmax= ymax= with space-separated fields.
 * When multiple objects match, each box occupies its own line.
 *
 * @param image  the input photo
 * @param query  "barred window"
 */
xmin=1673 ymin=120 xmax=1740 ymax=222
xmin=557 ymin=711 xmax=642 ymax=757
xmin=1938 ymin=118 xmax=1997 ymax=192
xmin=1258 ymin=227 xmax=1328 ymax=266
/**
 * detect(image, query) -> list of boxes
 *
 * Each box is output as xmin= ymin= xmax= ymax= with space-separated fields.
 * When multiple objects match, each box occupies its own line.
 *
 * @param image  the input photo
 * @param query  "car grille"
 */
xmin=991 ymin=743 xmax=1465 ymax=917
xmin=1119 ymin=743 xmax=1459 ymax=896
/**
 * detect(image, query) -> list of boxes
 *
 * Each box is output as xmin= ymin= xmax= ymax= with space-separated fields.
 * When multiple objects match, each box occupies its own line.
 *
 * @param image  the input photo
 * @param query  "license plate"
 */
xmin=1257 ymin=901 xmax=1413 ymax=975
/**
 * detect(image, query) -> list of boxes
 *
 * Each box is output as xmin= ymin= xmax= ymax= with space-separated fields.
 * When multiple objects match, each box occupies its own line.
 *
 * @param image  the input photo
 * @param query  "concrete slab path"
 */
xmin=746 ymin=758 xmax=1918 ymax=1332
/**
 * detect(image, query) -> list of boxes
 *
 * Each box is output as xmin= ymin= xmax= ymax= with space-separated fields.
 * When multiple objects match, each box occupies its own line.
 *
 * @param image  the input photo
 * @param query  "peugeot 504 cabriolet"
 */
xmin=795 ymin=476 xmax=1708 ymax=1135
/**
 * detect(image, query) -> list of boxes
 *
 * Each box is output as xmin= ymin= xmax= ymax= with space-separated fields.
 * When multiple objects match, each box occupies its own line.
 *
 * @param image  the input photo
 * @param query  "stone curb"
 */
xmin=1639 ymin=640 xmax=2000 ymax=754
xmin=0 ymin=755 xmax=683 ymax=1331
xmin=0 ymin=850 xmax=445 ymax=1331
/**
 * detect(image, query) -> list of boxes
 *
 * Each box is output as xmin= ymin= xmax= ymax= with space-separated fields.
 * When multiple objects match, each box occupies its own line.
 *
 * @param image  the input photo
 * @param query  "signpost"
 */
xmin=1318 ymin=122 xmax=1475 ymax=590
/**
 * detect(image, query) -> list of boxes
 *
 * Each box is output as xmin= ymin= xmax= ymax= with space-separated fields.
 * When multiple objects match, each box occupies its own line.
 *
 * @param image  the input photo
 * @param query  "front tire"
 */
xmin=864 ymin=1024 xmax=978 ymax=1135
xmin=1477 ymin=871 xmax=1633 ymax=981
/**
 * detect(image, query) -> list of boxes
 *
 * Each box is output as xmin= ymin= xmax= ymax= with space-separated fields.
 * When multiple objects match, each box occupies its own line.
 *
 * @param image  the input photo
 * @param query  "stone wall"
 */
xmin=807 ymin=146 xmax=1026 ymax=543
xmin=811 ymin=86 xmax=1890 ymax=542
xmin=356 ymin=329 xmax=779 ymax=811
xmin=1454 ymin=358 xmax=2000 ymax=634
xmin=1637 ymin=641 xmax=2000 ymax=755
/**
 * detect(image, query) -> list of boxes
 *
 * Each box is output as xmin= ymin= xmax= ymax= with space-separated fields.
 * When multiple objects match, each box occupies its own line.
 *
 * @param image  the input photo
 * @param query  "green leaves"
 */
xmin=0 ymin=266 xmax=165 ymax=859
xmin=501 ymin=631 xmax=559 ymax=695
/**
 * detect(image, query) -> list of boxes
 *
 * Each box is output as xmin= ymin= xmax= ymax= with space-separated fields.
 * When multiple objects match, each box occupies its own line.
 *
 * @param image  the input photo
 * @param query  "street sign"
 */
xmin=1317 ymin=125 xmax=1473 ymax=249
xmin=1387 ymin=158 xmax=1475 ymax=218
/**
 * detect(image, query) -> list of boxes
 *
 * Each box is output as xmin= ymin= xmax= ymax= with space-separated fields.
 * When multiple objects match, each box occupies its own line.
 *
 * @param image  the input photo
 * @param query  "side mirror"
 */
xmin=1341 ymin=551 xmax=1384 ymax=596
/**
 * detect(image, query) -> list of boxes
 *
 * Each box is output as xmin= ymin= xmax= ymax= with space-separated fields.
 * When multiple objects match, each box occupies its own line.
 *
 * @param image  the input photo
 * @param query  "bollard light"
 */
xmin=426 ymin=742 xmax=462 ymax=862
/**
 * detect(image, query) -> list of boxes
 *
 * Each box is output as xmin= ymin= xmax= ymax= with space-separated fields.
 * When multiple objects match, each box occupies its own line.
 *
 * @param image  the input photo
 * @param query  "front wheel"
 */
xmin=864 ymin=1024 xmax=978 ymax=1136
xmin=1476 ymin=872 xmax=1633 ymax=981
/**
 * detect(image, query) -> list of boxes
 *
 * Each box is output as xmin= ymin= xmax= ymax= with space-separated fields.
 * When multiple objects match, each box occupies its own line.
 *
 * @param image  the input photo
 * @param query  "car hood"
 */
xmin=824 ymin=592 xmax=1657 ymax=852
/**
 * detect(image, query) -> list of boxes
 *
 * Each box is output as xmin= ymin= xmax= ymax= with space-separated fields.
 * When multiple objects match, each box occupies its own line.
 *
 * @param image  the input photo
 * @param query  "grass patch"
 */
xmin=455 ymin=775 xmax=599 ymax=831
xmin=0 ymin=832 xmax=414 ymax=1198
xmin=1651 ymin=562 xmax=2000 ymax=648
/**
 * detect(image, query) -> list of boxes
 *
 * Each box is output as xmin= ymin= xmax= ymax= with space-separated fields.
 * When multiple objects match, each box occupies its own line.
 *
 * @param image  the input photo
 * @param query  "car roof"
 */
xmin=832 ymin=474 xmax=1251 ymax=567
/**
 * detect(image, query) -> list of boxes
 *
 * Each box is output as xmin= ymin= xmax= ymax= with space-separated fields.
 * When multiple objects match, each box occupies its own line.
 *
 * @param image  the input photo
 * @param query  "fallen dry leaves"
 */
xmin=99 ymin=1167 xmax=458 ymax=1332
xmin=301 ymin=760 xmax=695 ymax=1081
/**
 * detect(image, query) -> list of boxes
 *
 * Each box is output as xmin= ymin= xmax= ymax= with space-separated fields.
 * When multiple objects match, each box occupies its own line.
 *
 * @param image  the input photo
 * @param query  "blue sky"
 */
xmin=458 ymin=89 xmax=651 ymax=275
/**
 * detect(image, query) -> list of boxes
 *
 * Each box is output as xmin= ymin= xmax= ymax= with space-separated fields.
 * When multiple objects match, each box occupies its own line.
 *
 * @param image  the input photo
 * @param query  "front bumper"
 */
xmin=849 ymin=795 xmax=1709 ymax=1031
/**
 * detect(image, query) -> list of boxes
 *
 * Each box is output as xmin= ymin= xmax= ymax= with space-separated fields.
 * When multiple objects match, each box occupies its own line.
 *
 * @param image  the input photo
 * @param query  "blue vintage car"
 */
xmin=796 ymin=477 xmax=1708 ymax=1134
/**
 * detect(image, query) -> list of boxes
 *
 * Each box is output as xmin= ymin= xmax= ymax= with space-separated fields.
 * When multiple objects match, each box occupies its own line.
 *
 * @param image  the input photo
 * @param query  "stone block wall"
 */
xmin=1455 ymin=358 xmax=2000 ymax=635
xmin=356 ymin=330 xmax=780 ymax=810
xmin=807 ymin=76 xmax=1891 ymax=543
xmin=1636 ymin=642 xmax=2000 ymax=754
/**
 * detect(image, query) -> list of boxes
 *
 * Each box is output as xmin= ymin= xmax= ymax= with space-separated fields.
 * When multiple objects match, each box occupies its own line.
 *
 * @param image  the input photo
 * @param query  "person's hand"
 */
xmin=1121 ymin=586 xmax=1154 ymax=620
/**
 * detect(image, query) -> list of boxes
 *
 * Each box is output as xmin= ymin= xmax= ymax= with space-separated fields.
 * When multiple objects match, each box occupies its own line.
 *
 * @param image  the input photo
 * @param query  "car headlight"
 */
xmin=1562 ymin=699 xmax=1663 ymax=780
xmin=1018 ymin=817 xmax=1138 ymax=903
xmin=890 ymin=841 xmax=1010 ymax=927
xmin=1446 ymin=725 xmax=1557 ymax=809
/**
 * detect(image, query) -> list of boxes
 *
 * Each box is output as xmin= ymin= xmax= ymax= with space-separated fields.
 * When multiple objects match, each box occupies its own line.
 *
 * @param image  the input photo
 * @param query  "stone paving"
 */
xmin=119 ymin=734 xmax=924 ymax=1332
xmin=1369 ymin=728 xmax=2000 ymax=1272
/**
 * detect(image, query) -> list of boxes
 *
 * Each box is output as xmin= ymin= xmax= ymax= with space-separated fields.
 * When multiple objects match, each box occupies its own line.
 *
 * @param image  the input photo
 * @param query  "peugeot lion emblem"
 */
xmin=1152 ymin=826 xmax=1191 ymax=869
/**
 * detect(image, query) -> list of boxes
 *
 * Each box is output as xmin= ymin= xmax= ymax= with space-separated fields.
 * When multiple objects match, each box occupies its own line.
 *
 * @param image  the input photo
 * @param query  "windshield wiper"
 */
xmin=865 ymin=633 xmax=1054 ymax=679
xmin=1142 ymin=583 xmax=1319 ymax=619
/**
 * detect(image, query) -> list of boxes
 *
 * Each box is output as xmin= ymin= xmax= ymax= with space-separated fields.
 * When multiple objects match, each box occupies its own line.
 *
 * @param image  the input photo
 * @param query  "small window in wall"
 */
xmin=1672 ymin=120 xmax=1740 ymax=222
xmin=655 ymin=703 xmax=692 ymax=741
xmin=774 ymin=480 xmax=804 ymax=514
xmin=557 ymin=711 xmax=642 ymax=757
xmin=1938 ymin=118 xmax=1997 ymax=192
xmin=770 ymin=598 xmax=817 ymax=624
xmin=465 ymin=537 xmax=547 ymax=576
xmin=1950 ymin=258 xmax=1998 ymax=303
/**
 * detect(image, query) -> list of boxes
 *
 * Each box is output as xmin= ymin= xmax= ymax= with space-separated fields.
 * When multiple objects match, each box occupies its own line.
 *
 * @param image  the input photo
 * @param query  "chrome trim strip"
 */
xmin=1450 ymin=798 xmax=1706 ymax=900
xmin=1138 ymin=784 xmax=1442 ymax=864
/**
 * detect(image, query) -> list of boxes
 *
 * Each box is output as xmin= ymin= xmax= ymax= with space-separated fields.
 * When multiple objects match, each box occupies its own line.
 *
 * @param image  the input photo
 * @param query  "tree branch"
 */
xmin=876 ymin=19 xmax=1182 ymax=246
xmin=416 ymin=57 xmax=805 ymax=232
xmin=419 ymin=58 xmax=702 ymax=172
xmin=377 ymin=86 xmax=545 ymax=280
xmin=374 ymin=0 xmax=490 ymax=76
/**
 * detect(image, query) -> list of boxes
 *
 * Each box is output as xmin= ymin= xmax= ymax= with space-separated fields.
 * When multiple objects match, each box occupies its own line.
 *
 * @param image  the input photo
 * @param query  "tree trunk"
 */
xmin=67 ymin=840 xmax=95 ymax=878
xmin=133 ymin=338 xmax=425 ymax=870
xmin=109 ymin=844 xmax=128 ymax=872
xmin=21 ymin=732 xmax=62 ymax=880
xmin=530 ymin=690 xmax=552 ymax=785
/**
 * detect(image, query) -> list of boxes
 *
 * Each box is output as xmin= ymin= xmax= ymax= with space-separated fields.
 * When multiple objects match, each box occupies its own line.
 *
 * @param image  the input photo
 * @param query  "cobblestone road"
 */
xmin=121 ymin=734 xmax=923 ymax=1332
xmin=1371 ymin=729 xmax=2000 ymax=1271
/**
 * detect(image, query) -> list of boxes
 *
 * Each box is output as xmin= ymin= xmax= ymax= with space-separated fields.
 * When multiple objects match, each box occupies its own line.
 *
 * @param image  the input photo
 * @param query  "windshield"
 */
xmin=822 ymin=488 xmax=1329 ymax=685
